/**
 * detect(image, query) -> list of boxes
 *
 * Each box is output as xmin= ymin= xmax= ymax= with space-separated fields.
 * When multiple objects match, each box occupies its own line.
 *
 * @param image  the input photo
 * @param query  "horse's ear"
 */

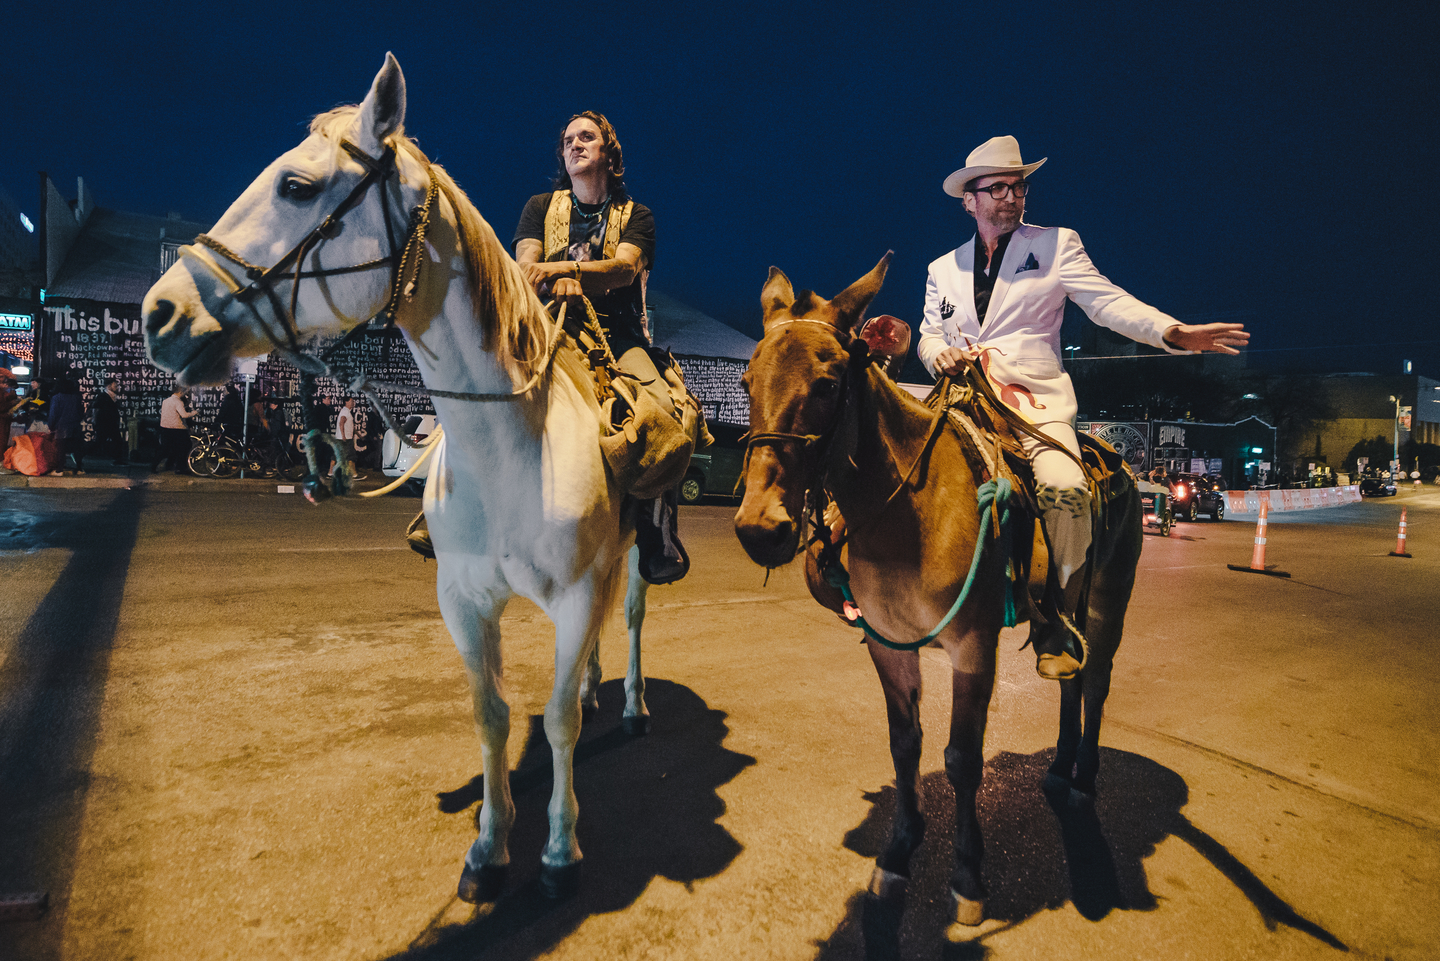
xmin=761 ymin=267 xmax=795 ymax=329
xmin=830 ymin=251 xmax=893 ymax=331
xmin=356 ymin=52 xmax=407 ymax=154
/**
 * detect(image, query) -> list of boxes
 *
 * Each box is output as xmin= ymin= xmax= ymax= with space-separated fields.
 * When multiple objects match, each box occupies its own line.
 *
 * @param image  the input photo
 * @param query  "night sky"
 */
xmin=4 ymin=1 xmax=1436 ymax=376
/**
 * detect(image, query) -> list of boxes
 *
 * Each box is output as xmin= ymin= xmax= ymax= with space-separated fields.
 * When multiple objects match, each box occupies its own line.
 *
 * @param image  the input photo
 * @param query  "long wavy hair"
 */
xmin=550 ymin=111 xmax=628 ymax=202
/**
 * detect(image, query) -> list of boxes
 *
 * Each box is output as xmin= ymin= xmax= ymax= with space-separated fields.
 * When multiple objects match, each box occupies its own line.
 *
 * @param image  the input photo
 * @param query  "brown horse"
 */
xmin=733 ymin=254 xmax=1143 ymax=927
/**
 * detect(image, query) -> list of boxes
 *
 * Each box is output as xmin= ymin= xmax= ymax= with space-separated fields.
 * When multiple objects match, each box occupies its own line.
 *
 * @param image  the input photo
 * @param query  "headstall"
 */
xmin=180 ymin=140 xmax=437 ymax=364
xmin=741 ymin=319 xmax=864 ymax=525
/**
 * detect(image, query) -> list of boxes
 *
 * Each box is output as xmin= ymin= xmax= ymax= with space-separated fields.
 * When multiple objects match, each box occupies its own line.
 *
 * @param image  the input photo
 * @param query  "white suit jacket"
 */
xmin=917 ymin=223 xmax=1185 ymax=425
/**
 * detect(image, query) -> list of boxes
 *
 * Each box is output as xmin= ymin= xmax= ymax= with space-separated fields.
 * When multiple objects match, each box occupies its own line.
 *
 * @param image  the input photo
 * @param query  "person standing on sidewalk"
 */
xmin=153 ymin=385 xmax=196 ymax=473
xmin=0 ymin=369 xmax=17 ymax=449
xmin=93 ymin=377 xmax=127 ymax=465
xmin=47 ymin=376 xmax=87 ymax=474
xmin=332 ymin=397 xmax=363 ymax=479
xmin=218 ymin=384 xmax=246 ymax=440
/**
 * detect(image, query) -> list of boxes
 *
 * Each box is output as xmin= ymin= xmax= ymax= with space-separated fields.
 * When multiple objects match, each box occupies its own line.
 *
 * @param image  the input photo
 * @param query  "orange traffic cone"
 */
xmin=1228 ymin=497 xmax=1291 ymax=577
xmin=1389 ymin=507 xmax=1412 ymax=558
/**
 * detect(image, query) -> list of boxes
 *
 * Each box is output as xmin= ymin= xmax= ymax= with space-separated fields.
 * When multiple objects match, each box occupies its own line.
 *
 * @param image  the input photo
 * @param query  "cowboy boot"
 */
xmin=406 ymin=510 xmax=435 ymax=560
xmin=1029 ymin=563 xmax=1086 ymax=680
xmin=636 ymin=487 xmax=689 ymax=584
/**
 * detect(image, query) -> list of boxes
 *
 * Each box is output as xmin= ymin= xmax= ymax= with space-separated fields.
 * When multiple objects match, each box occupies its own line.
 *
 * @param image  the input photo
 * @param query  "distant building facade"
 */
xmin=1078 ymin=416 xmax=1278 ymax=488
xmin=1302 ymin=373 xmax=1440 ymax=473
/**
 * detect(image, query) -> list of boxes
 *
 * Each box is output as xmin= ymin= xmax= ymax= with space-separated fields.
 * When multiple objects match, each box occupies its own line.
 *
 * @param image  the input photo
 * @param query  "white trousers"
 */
xmin=1018 ymin=422 xmax=1090 ymax=588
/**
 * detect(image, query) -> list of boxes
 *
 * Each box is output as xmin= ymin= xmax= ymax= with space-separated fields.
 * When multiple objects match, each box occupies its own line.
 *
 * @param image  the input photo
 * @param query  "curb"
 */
xmin=0 ymin=471 xmax=395 ymax=495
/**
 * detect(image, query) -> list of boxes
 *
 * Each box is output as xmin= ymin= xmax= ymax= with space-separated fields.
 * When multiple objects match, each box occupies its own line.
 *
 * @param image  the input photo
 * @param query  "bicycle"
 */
xmin=189 ymin=427 xmax=308 ymax=480
xmin=186 ymin=424 xmax=230 ymax=477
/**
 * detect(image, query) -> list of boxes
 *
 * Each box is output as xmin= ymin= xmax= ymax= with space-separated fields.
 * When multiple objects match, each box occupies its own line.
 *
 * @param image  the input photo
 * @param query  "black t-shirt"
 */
xmin=513 ymin=192 xmax=656 ymax=346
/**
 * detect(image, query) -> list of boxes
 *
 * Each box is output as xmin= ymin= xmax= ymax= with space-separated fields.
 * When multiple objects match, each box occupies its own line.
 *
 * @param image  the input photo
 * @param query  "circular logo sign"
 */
xmin=1092 ymin=423 xmax=1149 ymax=469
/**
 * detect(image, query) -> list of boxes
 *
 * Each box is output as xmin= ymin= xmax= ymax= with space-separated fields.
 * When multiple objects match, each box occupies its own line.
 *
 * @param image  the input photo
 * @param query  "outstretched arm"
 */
xmin=1162 ymin=322 xmax=1250 ymax=355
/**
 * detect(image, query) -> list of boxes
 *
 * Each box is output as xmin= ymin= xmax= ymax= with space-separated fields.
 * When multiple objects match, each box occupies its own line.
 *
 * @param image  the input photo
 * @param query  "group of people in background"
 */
xmin=3 ymin=372 xmax=377 ymax=479
xmin=2 ymin=371 xmax=96 ymax=473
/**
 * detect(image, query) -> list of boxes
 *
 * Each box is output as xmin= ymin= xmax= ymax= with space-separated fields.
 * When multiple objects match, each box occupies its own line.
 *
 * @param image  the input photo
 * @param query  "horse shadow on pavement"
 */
xmin=0 ymin=490 xmax=145 ymax=959
xmin=814 ymin=747 xmax=1347 ymax=960
xmin=385 ymin=677 xmax=755 ymax=961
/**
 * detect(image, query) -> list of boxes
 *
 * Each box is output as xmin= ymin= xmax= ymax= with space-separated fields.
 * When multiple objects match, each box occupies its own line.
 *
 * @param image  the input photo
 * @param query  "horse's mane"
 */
xmin=310 ymin=107 xmax=547 ymax=387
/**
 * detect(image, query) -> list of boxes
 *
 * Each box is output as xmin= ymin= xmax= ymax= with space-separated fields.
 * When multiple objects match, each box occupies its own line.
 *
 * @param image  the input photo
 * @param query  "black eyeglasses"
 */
xmin=971 ymin=181 xmax=1030 ymax=199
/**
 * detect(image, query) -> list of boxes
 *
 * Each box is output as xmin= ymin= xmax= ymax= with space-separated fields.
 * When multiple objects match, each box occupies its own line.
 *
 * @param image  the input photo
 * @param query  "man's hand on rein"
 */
xmin=551 ymin=276 xmax=585 ymax=306
xmin=934 ymin=344 xmax=981 ymax=375
xmin=519 ymin=260 xmax=572 ymax=294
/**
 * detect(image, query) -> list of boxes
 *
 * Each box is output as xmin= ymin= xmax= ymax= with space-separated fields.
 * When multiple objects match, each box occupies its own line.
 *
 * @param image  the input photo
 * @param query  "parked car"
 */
xmin=1359 ymin=473 xmax=1398 ymax=497
xmin=1168 ymin=472 xmax=1226 ymax=521
xmin=679 ymin=422 xmax=747 ymax=504
xmin=382 ymin=413 xmax=437 ymax=491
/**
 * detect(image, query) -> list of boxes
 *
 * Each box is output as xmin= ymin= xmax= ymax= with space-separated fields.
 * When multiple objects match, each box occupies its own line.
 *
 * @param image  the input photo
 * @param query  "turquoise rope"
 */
xmin=824 ymin=477 xmax=1016 ymax=652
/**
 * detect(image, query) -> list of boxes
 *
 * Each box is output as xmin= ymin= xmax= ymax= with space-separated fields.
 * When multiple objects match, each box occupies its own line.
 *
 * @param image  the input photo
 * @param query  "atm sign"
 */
xmin=0 ymin=313 xmax=32 ymax=330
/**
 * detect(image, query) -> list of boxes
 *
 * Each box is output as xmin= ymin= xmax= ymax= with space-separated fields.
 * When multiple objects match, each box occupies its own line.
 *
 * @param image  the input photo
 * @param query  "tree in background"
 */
xmin=1401 ymin=440 xmax=1440 ymax=478
xmin=1343 ymin=435 xmax=1396 ymax=473
xmin=1227 ymin=372 xmax=1335 ymax=473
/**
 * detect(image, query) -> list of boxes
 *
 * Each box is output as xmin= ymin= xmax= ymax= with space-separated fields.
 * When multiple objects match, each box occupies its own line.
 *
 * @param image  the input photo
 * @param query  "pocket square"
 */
xmin=1016 ymin=252 xmax=1040 ymax=274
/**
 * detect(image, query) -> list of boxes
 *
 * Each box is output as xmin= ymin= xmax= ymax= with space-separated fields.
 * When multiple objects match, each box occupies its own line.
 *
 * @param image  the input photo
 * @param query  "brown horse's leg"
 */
xmin=1072 ymin=661 xmax=1114 ymax=798
xmin=1047 ymin=677 xmax=1083 ymax=791
xmin=863 ymin=640 xmax=925 ymax=899
xmin=1063 ymin=488 xmax=1141 ymax=803
xmin=946 ymin=668 xmax=995 ymax=925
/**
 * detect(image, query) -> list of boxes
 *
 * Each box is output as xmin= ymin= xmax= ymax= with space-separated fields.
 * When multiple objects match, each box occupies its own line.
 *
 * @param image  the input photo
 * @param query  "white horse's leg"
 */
xmin=579 ymin=638 xmax=602 ymax=722
xmin=622 ymin=544 xmax=651 ymax=736
xmin=437 ymin=561 xmax=515 ymax=904
xmin=538 ymin=568 xmax=619 ymax=897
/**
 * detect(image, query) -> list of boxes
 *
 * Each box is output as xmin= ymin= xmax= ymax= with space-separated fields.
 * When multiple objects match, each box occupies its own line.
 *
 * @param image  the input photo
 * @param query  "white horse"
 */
xmin=142 ymin=53 xmax=652 ymax=901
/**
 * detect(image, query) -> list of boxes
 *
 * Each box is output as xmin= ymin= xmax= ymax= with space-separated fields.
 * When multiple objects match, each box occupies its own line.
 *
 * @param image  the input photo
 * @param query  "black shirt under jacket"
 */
xmin=972 ymin=229 xmax=1015 ymax=328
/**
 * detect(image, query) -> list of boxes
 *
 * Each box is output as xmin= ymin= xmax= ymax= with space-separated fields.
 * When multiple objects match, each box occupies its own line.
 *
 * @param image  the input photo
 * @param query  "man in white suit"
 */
xmin=917 ymin=135 xmax=1249 ymax=679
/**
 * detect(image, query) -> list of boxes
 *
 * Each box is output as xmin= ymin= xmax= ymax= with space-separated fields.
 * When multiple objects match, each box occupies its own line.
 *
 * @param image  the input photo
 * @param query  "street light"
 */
xmin=1388 ymin=394 xmax=1402 ymax=474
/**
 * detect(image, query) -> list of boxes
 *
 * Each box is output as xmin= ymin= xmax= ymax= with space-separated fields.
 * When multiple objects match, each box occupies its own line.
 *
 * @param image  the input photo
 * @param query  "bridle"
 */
xmin=180 ymin=140 xmax=437 ymax=361
xmin=172 ymin=136 xmax=564 ymax=479
xmin=742 ymin=319 xmax=858 ymax=512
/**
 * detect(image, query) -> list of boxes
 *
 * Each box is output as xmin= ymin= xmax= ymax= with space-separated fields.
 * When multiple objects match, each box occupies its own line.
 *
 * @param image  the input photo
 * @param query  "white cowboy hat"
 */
xmin=942 ymin=135 xmax=1047 ymax=198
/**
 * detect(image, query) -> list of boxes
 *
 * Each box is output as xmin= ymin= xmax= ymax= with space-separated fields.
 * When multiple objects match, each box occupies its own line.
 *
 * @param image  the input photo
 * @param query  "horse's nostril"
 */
xmin=145 ymin=299 xmax=176 ymax=335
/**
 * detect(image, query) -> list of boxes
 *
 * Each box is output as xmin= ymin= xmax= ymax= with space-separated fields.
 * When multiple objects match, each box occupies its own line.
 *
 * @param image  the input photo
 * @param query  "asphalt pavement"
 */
xmin=0 ymin=483 xmax=1436 ymax=960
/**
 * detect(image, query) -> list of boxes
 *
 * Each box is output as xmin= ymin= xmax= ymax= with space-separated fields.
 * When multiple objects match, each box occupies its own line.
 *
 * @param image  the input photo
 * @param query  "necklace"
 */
xmin=571 ymin=191 xmax=609 ymax=219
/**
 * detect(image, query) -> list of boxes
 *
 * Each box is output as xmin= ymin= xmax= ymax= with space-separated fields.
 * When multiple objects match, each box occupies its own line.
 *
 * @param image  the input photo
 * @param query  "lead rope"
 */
xmin=817 ymin=477 xmax=1017 ymax=652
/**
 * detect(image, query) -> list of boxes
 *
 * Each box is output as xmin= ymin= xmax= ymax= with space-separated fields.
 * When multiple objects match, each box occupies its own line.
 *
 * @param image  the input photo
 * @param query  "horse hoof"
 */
xmin=457 ymin=863 xmax=506 ymax=904
xmin=867 ymin=867 xmax=908 ymax=900
xmin=950 ymin=889 xmax=985 ymax=927
xmin=622 ymin=714 xmax=651 ymax=737
xmin=539 ymin=860 xmax=581 ymax=899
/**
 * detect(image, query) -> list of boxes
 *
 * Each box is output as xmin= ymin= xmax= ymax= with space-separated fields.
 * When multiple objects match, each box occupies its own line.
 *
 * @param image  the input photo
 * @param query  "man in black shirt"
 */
xmin=512 ymin=112 xmax=657 ymax=375
xmin=93 ymin=377 xmax=127 ymax=464
xmin=513 ymin=112 xmax=687 ymax=584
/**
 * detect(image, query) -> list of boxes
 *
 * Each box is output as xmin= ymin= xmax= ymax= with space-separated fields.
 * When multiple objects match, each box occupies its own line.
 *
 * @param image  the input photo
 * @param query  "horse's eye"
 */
xmin=814 ymin=379 xmax=838 ymax=396
xmin=279 ymin=178 xmax=321 ymax=201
